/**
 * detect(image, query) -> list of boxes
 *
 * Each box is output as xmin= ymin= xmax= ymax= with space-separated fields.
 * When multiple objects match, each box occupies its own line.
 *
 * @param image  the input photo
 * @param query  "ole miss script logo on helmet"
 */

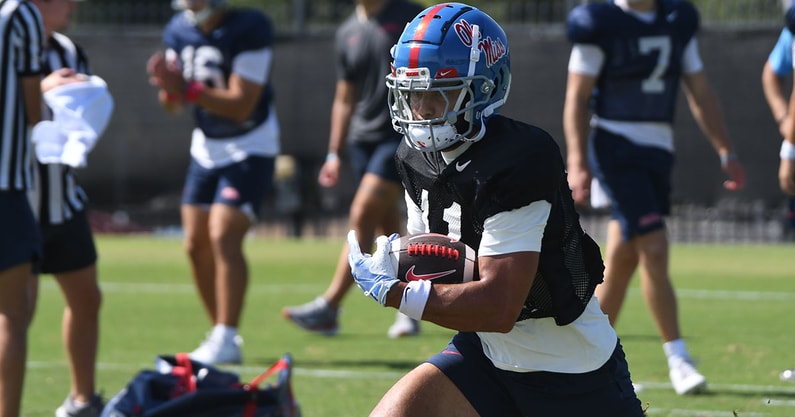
xmin=453 ymin=19 xmax=507 ymax=68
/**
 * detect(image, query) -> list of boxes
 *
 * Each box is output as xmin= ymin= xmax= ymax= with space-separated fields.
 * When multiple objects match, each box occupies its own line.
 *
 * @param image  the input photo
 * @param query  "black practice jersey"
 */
xmin=396 ymin=115 xmax=605 ymax=325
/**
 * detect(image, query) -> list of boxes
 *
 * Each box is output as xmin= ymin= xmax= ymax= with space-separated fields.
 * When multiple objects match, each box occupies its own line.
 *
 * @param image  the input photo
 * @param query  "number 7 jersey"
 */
xmin=566 ymin=0 xmax=699 ymax=123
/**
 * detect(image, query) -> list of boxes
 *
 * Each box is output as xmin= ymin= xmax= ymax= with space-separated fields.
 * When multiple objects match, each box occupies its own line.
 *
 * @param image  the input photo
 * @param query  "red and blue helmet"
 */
xmin=386 ymin=3 xmax=511 ymax=152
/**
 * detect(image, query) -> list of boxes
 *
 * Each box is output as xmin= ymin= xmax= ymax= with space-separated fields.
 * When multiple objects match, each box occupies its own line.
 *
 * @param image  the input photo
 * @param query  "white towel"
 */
xmin=590 ymin=178 xmax=611 ymax=209
xmin=32 ymin=75 xmax=114 ymax=167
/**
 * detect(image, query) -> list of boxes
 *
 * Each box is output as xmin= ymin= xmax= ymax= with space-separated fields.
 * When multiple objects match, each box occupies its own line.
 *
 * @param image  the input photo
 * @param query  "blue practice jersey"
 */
xmin=163 ymin=8 xmax=275 ymax=139
xmin=566 ymin=0 xmax=699 ymax=123
xmin=769 ymin=28 xmax=793 ymax=76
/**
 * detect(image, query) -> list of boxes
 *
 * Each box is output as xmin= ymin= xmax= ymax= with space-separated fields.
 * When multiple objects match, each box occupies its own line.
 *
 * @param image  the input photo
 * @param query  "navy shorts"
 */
xmin=38 ymin=209 xmax=97 ymax=275
xmin=590 ymin=128 xmax=674 ymax=241
xmin=0 ymin=191 xmax=41 ymax=271
xmin=182 ymin=155 xmax=275 ymax=220
xmin=348 ymin=137 xmax=402 ymax=185
xmin=427 ymin=332 xmax=644 ymax=417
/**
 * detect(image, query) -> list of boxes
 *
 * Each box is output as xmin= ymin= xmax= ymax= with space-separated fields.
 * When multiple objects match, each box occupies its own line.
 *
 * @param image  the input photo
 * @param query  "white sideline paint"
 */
xmin=35 ymin=281 xmax=795 ymax=300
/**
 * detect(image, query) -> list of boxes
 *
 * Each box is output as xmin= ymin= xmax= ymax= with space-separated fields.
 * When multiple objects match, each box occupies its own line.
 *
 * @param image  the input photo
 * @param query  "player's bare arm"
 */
xmin=780 ymin=158 xmax=795 ymax=196
xmin=682 ymin=70 xmax=746 ymax=190
xmin=318 ymin=80 xmax=357 ymax=188
xmin=563 ymin=70 xmax=597 ymax=205
xmin=192 ymin=73 xmax=264 ymax=123
xmin=385 ymin=251 xmax=539 ymax=333
xmin=762 ymin=61 xmax=790 ymax=128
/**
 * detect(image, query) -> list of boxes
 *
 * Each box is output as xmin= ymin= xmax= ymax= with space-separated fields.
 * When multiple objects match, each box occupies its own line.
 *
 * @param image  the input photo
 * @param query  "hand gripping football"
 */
xmin=389 ymin=233 xmax=478 ymax=284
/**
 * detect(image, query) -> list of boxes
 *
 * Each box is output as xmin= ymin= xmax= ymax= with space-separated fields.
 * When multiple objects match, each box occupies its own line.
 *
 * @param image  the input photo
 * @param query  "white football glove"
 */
xmin=347 ymin=230 xmax=400 ymax=306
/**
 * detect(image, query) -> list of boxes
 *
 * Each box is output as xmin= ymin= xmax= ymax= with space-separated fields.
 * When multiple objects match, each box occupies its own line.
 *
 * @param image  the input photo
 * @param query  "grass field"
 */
xmin=21 ymin=234 xmax=795 ymax=417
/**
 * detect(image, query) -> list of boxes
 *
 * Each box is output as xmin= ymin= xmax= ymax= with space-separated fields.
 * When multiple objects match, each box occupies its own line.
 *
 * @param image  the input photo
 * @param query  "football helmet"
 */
xmin=386 ymin=3 xmax=511 ymax=152
xmin=171 ymin=0 xmax=227 ymax=25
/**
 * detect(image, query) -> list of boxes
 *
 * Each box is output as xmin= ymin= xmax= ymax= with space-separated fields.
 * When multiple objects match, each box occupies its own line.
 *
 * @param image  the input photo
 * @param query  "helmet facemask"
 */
xmin=388 ymin=68 xmax=494 ymax=152
xmin=387 ymin=24 xmax=497 ymax=153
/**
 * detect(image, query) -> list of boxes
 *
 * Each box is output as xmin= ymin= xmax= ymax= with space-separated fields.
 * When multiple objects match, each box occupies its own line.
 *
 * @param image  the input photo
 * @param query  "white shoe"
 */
xmin=631 ymin=383 xmax=644 ymax=393
xmin=669 ymin=356 xmax=707 ymax=395
xmin=781 ymin=368 xmax=795 ymax=382
xmin=387 ymin=312 xmax=420 ymax=338
xmin=188 ymin=334 xmax=243 ymax=365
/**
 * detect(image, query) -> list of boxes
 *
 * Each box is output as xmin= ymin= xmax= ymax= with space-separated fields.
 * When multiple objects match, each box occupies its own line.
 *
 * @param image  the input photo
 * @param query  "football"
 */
xmin=389 ymin=233 xmax=478 ymax=284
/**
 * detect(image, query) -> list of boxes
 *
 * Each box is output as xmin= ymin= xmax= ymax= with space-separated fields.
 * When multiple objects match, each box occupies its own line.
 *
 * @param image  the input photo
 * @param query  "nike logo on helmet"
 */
xmin=455 ymin=160 xmax=471 ymax=172
xmin=405 ymin=265 xmax=456 ymax=281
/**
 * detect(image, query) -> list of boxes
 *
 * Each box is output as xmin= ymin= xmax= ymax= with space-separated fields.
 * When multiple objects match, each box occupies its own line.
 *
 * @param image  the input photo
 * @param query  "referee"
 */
xmin=0 ymin=1 xmax=44 ymax=416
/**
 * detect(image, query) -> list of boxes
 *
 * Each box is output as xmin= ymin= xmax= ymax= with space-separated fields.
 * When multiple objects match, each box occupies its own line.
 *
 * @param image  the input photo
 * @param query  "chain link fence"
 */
xmin=75 ymin=0 xmax=789 ymax=30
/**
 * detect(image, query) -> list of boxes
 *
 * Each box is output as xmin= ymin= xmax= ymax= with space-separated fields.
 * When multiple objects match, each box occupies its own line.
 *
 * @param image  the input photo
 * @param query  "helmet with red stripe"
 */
xmin=386 ymin=3 xmax=511 ymax=152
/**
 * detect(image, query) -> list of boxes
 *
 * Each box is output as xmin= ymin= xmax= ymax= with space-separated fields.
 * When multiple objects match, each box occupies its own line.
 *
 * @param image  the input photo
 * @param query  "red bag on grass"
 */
xmin=101 ymin=353 xmax=300 ymax=417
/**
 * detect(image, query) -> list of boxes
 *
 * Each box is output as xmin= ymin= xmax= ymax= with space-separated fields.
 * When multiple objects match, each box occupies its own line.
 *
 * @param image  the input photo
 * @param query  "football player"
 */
xmin=147 ymin=0 xmax=280 ymax=365
xmin=282 ymin=0 xmax=425 ymax=339
xmin=346 ymin=4 xmax=645 ymax=416
xmin=764 ymin=1 xmax=795 ymax=381
xmin=0 ymin=2 xmax=44 ymax=416
xmin=767 ymin=6 xmax=795 ymax=202
xmin=563 ymin=0 xmax=746 ymax=395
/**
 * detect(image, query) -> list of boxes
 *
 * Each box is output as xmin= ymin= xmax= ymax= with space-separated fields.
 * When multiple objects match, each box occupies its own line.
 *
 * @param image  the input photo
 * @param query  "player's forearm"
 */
xmin=562 ymin=99 xmax=591 ymax=170
xmin=327 ymin=100 xmax=353 ymax=154
xmin=761 ymin=62 xmax=789 ymax=123
xmin=188 ymin=86 xmax=260 ymax=123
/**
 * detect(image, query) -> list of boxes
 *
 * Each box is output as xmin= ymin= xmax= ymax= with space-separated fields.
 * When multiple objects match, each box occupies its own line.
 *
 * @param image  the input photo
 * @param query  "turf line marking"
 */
xmin=763 ymin=399 xmax=795 ymax=406
xmin=635 ymin=380 xmax=795 ymax=395
xmin=645 ymin=408 xmax=764 ymax=416
xmin=632 ymin=288 xmax=795 ymax=301
xmin=28 ymin=361 xmax=795 ymax=393
xmin=27 ymin=361 xmax=403 ymax=380
xmin=36 ymin=281 xmax=795 ymax=300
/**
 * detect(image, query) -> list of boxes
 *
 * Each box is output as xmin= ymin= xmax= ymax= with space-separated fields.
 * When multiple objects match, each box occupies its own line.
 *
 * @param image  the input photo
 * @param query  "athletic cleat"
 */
xmin=55 ymin=393 xmax=104 ymax=417
xmin=188 ymin=333 xmax=243 ymax=365
xmin=387 ymin=312 xmax=420 ymax=338
xmin=282 ymin=296 xmax=339 ymax=336
xmin=781 ymin=368 xmax=795 ymax=382
xmin=668 ymin=356 xmax=707 ymax=395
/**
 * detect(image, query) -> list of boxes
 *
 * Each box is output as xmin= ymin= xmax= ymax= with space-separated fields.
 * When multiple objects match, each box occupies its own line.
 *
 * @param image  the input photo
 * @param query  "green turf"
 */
xmin=22 ymin=235 xmax=795 ymax=416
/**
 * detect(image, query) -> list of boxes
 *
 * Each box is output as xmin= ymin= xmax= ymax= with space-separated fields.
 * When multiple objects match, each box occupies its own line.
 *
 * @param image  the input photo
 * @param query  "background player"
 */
xmin=563 ymin=0 xmax=745 ymax=395
xmin=27 ymin=0 xmax=110 ymax=415
xmin=147 ymin=0 xmax=280 ymax=365
xmin=282 ymin=0 xmax=424 ymax=339
xmin=347 ymin=4 xmax=644 ymax=416
xmin=762 ymin=6 xmax=795 ymax=239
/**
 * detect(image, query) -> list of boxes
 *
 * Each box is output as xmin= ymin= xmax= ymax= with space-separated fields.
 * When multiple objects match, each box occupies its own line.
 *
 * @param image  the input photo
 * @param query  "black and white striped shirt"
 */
xmin=0 ymin=0 xmax=44 ymax=191
xmin=30 ymin=32 xmax=91 ymax=225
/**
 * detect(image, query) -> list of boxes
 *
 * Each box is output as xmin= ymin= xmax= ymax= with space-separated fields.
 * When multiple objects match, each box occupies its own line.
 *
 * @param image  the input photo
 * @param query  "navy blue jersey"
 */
xmin=395 ymin=115 xmax=605 ymax=325
xmin=0 ymin=0 xmax=44 ymax=191
xmin=335 ymin=0 xmax=424 ymax=144
xmin=163 ymin=8 xmax=275 ymax=138
xmin=566 ymin=0 xmax=699 ymax=123
xmin=33 ymin=33 xmax=91 ymax=225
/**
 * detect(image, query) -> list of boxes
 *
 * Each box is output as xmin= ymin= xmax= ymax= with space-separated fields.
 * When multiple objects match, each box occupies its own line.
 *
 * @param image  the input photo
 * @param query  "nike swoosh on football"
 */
xmin=405 ymin=265 xmax=456 ymax=281
xmin=455 ymin=160 xmax=471 ymax=172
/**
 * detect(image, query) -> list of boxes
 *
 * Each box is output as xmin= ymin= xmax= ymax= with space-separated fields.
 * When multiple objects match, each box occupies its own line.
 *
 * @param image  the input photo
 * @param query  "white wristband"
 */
xmin=781 ymin=140 xmax=795 ymax=160
xmin=398 ymin=280 xmax=431 ymax=320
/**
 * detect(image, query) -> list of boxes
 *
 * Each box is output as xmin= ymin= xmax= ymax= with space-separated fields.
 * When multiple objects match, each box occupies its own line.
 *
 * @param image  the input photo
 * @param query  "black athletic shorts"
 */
xmin=38 ymin=209 xmax=97 ymax=275
xmin=426 ymin=332 xmax=644 ymax=417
